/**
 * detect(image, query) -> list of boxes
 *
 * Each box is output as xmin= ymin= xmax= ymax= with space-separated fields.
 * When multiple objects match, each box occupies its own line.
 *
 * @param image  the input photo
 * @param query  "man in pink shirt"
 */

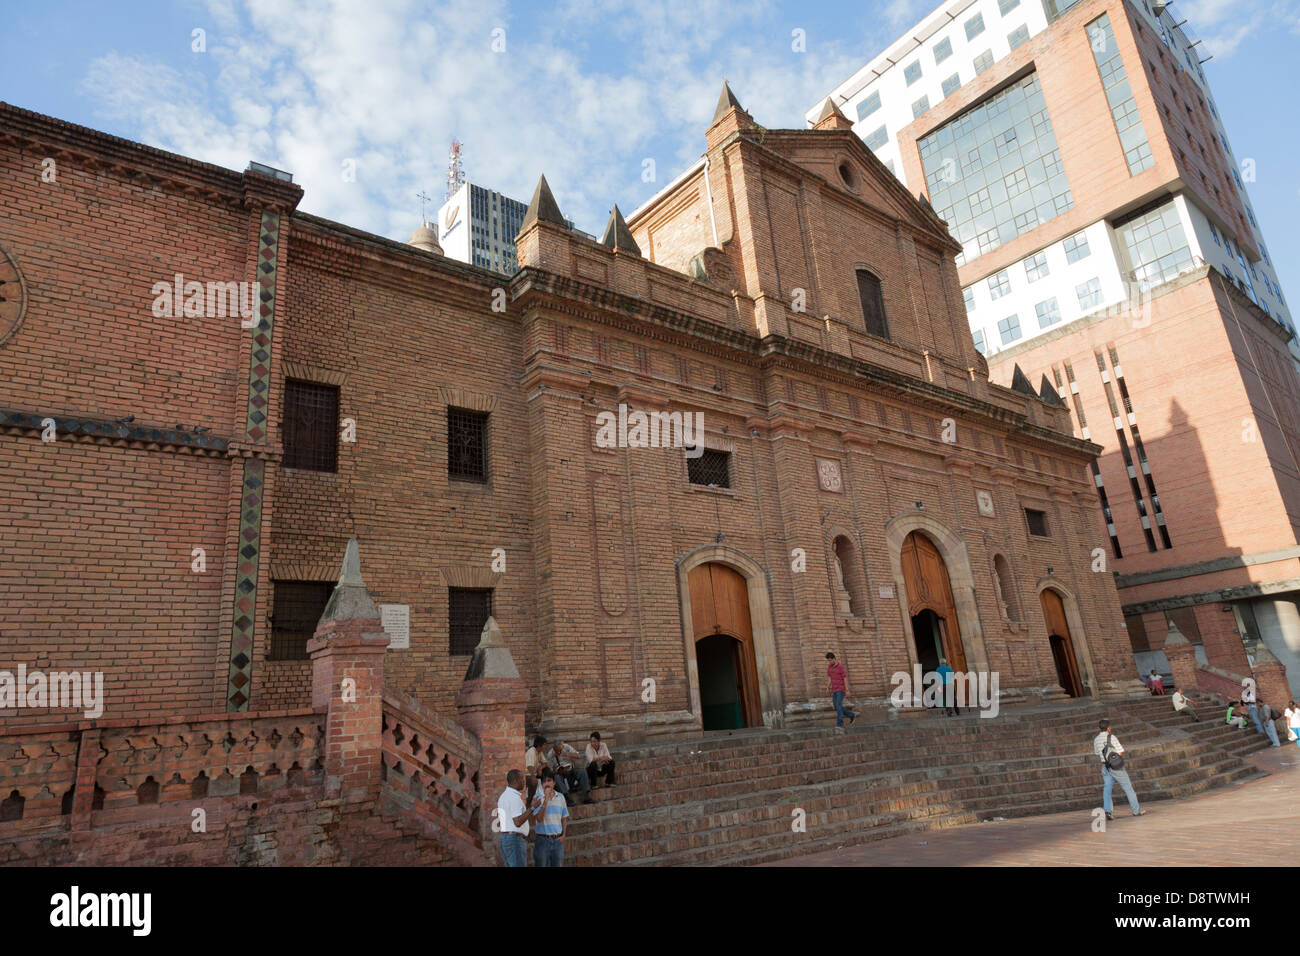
xmin=826 ymin=652 xmax=856 ymax=729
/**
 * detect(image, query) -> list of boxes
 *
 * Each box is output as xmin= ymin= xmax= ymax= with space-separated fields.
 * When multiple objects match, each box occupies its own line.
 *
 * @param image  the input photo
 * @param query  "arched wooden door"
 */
xmin=900 ymin=531 xmax=967 ymax=672
xmin=687 ymin=562 xmax=761 ymax=728
xmin=1041 ymin=588 xmax=1083 ymax=697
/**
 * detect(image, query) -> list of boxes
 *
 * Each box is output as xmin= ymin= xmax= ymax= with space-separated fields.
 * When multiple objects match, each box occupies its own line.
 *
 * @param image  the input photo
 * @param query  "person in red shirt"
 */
xmin=826 ymin=652 xmax=856 ymax=729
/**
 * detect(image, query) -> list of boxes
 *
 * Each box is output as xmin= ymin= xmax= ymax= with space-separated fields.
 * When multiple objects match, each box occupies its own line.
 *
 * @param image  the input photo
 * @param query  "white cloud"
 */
xmin=79 ymin=0 xmax=899 ymax=241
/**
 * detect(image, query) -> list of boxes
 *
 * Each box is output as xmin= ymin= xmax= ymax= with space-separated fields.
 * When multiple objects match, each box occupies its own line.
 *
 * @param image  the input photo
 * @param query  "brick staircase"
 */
xmin=559 ymin=694 xmax=1273 ymax=866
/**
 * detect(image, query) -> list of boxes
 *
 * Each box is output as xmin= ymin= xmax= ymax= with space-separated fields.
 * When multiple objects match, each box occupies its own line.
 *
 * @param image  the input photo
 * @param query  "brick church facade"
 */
xmin=0 ymin=88 xmax=1144 ymax=744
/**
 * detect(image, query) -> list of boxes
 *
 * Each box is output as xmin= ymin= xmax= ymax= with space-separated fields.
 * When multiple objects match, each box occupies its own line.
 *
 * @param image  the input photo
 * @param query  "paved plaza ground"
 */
xmin=766 ymin=740 xmax=1300 ymax=867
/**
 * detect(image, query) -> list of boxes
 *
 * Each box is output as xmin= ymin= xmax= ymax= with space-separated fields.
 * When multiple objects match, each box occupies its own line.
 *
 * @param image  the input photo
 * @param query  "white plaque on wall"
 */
xmin=878 ymin=585 xmax=895 ymax=599
xmin=976 ymin=489 xmax=995 ymax=517
xmin=816 ymin=458 xmax=843 ymax=493
xmin=380 ymin=604 xmax=410 ymax=650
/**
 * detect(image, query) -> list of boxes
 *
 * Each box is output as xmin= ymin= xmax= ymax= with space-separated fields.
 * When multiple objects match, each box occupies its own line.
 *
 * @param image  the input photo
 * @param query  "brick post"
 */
xmin=1162 ymin=621 xmax=1199 ymax=695
xmin=69 ymin=727 xmax=101 ymax=832
xmin=1250 ymin=642 xmax=1291 ymax=713
xmin=455 ymin=615 xmax=528 ymax=862
xmin=308 ymin=539 xmax=390 ymax=804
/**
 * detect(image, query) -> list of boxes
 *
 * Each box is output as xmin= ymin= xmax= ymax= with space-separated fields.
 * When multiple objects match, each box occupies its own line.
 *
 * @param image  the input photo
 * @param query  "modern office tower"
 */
xmin=435 ymin=181 xmax=530 ymax=275
xmin=812 ymin=0 xmax=1300 ymax=692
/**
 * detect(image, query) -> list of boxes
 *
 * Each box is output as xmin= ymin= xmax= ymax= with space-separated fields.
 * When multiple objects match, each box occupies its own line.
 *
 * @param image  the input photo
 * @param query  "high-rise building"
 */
xmin=436 ymin=180 xmax=587 ymax=275
xmin=812 ymin=0 xmax=1300 ymax=693
xmin=435 ymin=181 xmax=529 ymax=275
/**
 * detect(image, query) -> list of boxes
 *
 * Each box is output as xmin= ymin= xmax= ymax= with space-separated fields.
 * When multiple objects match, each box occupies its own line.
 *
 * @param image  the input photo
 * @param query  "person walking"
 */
xmin=496 ymin=769 xmax=532 ymax=867
xmin=1093 ymin=717 xmax=1145 ymax=820
xmin=530 ymin=770 xmax=569 ymax=867
xmin=826 ymin=652 xmax=856 ymax=730
xmin=936 ymin=656 xmax=959 ymax=716
xmin=1284 ymin=700 xmax=1300 ymax=747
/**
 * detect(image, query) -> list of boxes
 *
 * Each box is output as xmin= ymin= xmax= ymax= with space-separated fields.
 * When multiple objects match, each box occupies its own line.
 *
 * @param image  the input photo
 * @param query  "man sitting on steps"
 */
xmin=585 ymin=731 xmax=615 ymax=789
xmin=546 ymin=738 xmax=594 ymax=804
xmin=1170 ymin=689 xmax=1200 ymax=722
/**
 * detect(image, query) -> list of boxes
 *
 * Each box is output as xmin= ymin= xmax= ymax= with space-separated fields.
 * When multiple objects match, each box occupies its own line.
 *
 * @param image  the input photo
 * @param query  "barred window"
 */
xmin=270 ymin=581 xmax=333 ymax=661
xmin=448 ymin=407 xmax=489 ymax=482
xmin=856 ymin=270 xmax=889 ymax=339
xmin=1025 ymin=508 xmax=1050 ymax=537
xmin=283 ymin=380 xmax=339 ymax=472
xmin=449 ymin=587 xmax=493 ymax=656
xmin=688 ymin=449 xmax=731 ymax=489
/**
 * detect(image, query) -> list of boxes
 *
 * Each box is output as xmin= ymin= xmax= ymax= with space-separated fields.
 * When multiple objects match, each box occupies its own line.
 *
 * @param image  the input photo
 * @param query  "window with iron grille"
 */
xmin=282 ymin=380 xmax=339 ymax=472
xmin=449 ymin=587 xmax=493 ymax=656
xmin=270 ymin=581 xmax=333 ymax=660
xmin=1024 ymin=508 xmax=1050 ymax=537
xmin=688 ymin=449 xmax=731 ymax=488
xmin=448 ymin=407 xmax=489 ymax=482
xmin=856 ymin=270 xmax=889 ymax=339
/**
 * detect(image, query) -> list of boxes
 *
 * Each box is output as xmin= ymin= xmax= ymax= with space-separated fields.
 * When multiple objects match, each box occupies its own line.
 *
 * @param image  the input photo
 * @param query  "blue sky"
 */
xmin=5 ymin=0 xmax=1298 ymax=297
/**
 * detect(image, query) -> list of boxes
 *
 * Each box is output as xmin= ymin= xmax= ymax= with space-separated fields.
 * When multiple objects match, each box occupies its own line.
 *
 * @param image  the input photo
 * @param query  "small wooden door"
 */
xmin=1041 ymin=589 xmax=1083 ymax=697
xmin=688 ymin=563 xmax=762 ymax=727
xmin=900 ymin=531 xmax=967 ymax=672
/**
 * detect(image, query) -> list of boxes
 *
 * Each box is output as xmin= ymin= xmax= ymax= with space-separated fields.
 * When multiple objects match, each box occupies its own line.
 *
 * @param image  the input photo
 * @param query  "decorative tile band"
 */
xmin=226 ymin=210 xmax=281 ymax=712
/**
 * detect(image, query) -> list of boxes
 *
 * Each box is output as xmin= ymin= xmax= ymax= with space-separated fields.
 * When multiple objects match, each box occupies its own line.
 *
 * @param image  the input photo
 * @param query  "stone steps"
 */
xmin=554 ymin=695 xmax=1267 ymax=866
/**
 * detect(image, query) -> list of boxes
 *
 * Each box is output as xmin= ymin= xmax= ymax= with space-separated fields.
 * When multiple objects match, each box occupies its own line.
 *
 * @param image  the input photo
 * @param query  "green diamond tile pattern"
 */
xmin=226 ymin=209 xmax=281 ymax=712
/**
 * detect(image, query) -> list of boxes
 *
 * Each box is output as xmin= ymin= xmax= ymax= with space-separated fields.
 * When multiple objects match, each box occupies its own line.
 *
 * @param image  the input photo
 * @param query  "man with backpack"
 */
xmin=1258 ymin=697 xmax=1282 ymax=747
xmin=1093 ymin=717 xmax=1145 ymax=821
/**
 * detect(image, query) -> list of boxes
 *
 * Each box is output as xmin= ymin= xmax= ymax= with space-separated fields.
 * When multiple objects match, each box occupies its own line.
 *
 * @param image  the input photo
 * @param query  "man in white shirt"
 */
xmin=585 ymin=731 xmax=616 ymax=789
xmin=1242 ymin=682 xmax=1265 ymax=734
xmin=496 ymin=769 xmax=531 ymax=867
xmin=545 ymin=738 xmax=593 ymax=805
xmin=1170 ymin=689 xmax=1200 ymax=722
xmin=1093 ymin=717 xmax=1144 ymax=820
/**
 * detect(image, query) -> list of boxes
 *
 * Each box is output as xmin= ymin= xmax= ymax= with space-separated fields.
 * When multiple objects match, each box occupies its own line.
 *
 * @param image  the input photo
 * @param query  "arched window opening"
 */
xmin=856 ymin=269 xmax=889 ymax=340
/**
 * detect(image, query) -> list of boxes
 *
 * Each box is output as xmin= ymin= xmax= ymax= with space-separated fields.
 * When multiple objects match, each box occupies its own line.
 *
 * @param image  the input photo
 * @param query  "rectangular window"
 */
xmin=912 ymin=95 xmax=930 ymax=119
xmin=934 ymin=37 xmax=953 ymax=63
xmin=966 ymin=13 xmax=986 ymax=39
xmin=1025 ymin=251 xmax=1050 ymax=282
xmin=998 ymin=314 xmax=1022 ymax=344
xmin=1115 ymin=198 xmax=1195 ymax=290
xmin=857 ymin=269 xmax=890 ymax=339
xmin=449 ymin=587 xmax=493 ymax=656
xmin=1064 ymin=231 xmax=1091 ymax=263
xmin=688 ymin=449 xmax=732 ymax=489
xmin=863 ymin=125 xmax=889 ymax=151
xmin=999 ymin=0 xmax=1021 ymax=13
xmin=963 ymin=287 xmax=976 ymax=312
xmin=1076 ymin=277 xmax=1103 ymax=310
xmin=1008 ymin=24 xmax=1030 ymax=49
xmin=988 ymin=270 xmax=1012 ymax=299
xmin=282 ymin=379 xmax=339 ymax=472
xmin=270 ymin=581 xmax=333 ymax=661
xmin=905 ymin=60 xmax=923 ymax=85
xmin=1025 ymin=508 xmax=1049 ymax=537
xmin=1035 ymin=297 xmax=1062 ymax=327
xmin=448 ymin=406 xmax=489 ymax=482
xmin=972 ymin=328 xmax=987 ymax=354
xmin=941 ymin=73 xmax=962 ymax=97
xmin=973 ymin=49 xmax=994 ymax=74
xmin=856 ymin=91 xmax=882 ymax=120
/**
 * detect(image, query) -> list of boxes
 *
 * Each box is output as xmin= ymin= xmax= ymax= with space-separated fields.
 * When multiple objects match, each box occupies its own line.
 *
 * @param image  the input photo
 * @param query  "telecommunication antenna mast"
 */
xmin=445 ymin=139 xmax=465 ymax=202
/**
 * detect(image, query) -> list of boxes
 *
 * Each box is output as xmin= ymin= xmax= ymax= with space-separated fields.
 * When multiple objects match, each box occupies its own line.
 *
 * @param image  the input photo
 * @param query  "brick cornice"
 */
xmin=0 ymin=408 xmax=230 ymax=456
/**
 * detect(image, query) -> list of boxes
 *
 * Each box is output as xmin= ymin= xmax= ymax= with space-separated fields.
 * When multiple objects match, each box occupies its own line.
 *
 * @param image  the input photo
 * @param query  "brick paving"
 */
xmin=764 ymin=742 xmax=1300 ymax=867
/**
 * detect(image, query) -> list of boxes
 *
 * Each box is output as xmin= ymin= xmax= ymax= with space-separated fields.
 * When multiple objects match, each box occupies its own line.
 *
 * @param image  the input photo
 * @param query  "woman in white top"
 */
xmin=1285 ymin=701 xmax=1300 ymax=746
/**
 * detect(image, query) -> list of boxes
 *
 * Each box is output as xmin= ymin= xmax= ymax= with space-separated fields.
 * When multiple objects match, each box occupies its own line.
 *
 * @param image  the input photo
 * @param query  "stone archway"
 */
xmin=1035 ymin=579 xmax=1098 ymax=698
xmin=677 ymin=544 xmax=783 ymax=728
xmin=885 ymin=512 xmax=989 ymax=673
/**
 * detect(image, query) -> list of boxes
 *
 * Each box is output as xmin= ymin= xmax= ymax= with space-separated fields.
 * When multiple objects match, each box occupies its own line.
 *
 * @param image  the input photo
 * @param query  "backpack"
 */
xmin=1102 ymin=733 xmax=1124 ymax=771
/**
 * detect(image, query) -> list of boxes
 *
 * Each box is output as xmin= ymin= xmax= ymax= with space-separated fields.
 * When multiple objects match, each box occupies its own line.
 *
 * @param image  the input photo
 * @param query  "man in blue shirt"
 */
xmin=530 ymin=770 xmax=570 ymax=867
xmin=935 ymin=657 xmax=958 ymax=716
